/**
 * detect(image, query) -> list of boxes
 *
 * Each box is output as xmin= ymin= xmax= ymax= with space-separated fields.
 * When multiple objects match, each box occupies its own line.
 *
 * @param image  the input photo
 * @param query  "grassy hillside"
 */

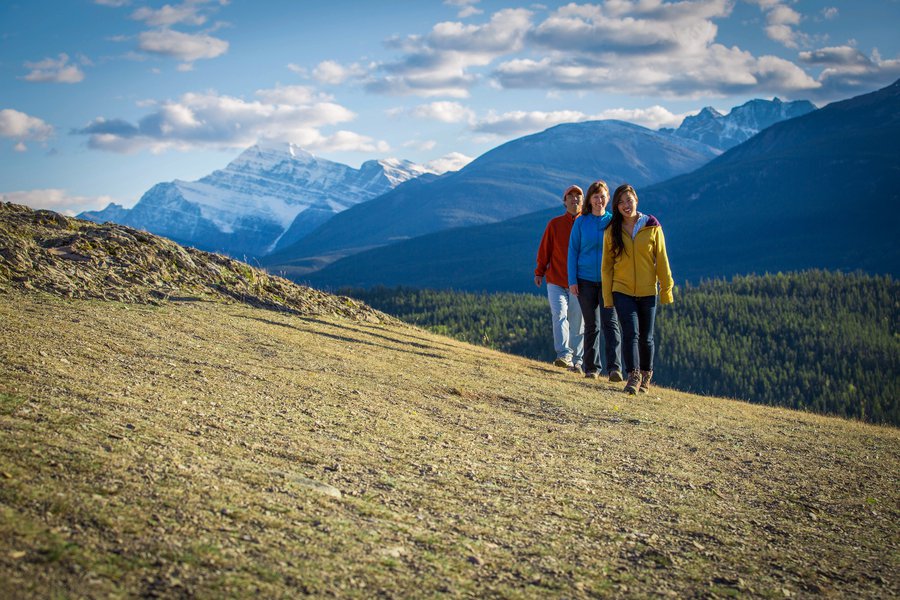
xmin=1 ymin=203 xmax=898 ymax=597
xmin=1 ymin=290 xmax=898 ymax=598
xmin=345 ymin=272 xmax=900 ymax=426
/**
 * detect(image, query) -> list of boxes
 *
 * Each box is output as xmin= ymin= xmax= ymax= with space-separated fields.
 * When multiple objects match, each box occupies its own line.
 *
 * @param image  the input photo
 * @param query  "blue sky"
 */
xmin=2 ymin=0 xmax=899 ymax=214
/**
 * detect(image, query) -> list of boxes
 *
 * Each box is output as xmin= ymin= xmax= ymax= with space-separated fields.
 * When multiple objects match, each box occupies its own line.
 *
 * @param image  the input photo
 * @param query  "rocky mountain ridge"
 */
xmin=1 ymin=202 xmax=385 ymax=322
xmin=80 ymin=143 xmax=434 ymax=259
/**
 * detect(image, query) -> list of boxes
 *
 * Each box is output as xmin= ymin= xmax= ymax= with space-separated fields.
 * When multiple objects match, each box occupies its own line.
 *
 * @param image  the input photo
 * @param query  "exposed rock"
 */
xmin=0 ymin=202 xmax=391 ymax=323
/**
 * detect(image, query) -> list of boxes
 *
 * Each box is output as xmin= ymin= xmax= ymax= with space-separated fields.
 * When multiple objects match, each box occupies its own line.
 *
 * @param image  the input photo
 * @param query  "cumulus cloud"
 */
xmin=138 ymin=29 xmax=228 ymax=63
xmin=821 ymin=7 xmax=838 ymax=20
xmin=799 ymin=46 xmax=900 ymax=100
xmin=73 ymin=86 xmax=386 ymax=154
xmin=473 ymin=109 xmax=587 ymax=136
xmin=366 ymin=8 xmax=532 ymax=97
xmin=132 ymin=3 xmax=207 ymax=27
xmin=0 ymin=189 xmax=118 ymax=216
xmin=424 ymin=151 xmax=473 ymax=173
xmin=0 ymin=109 xmax=55 ymax=149
xmin=398 ymin=101 xmax=475 ymax=123
xmin=593 ymin=105 xmax=687 ymax=130
xmin=312 ymin=60 xmax=369 ymax=85
xmin=95 ymin=0 xmax=130 ymax=6
xmin=444 ymin=0 xmax=482 ymax=19
xmin=21 ymin=53 xmax=85 ymax=83
xmin=491 ymin=2 xmax=822 ymax=98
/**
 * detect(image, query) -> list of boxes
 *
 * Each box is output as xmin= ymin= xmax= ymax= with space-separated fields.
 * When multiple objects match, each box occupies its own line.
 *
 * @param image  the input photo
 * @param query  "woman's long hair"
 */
xmin=609 ymin=184 xmax=638 ymax=260
xmin=582 ymin=180 xmax=609 ymax=216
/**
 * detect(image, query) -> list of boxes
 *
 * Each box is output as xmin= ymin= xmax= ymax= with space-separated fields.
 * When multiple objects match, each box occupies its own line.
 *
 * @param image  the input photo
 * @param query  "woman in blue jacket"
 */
xmin=567 ymin=180 xmax=623 ymax=381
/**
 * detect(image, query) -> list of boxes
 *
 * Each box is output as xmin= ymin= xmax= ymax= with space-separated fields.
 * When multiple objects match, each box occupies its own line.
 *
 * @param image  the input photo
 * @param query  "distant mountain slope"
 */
xmin=262 ymin=120 xmax=720 ymax=276
xmin=667 ymin=97 xmax=816 ymax=150
xmin=304 ymin=79 xmax=900 ymax=291
xmin=79 ymin=143 xmax=433 ymax=259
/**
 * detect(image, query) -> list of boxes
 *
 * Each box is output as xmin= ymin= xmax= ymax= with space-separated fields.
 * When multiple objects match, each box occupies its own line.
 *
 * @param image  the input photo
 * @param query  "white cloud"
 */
xmin=473 ymin=109 xmax=587 ymax=136
xmin=0 ymin=108 xmax=54 ymax=145
xmin=138 ymin=29 xmax=228 ymax=62
xmin=73 ymin=86 xmax=386 ymax=155
xmin=287 ymin=63 xmax=307 ymax=76
xmin=593 ymin=106 xmax=687 ymax=130
xmin=405 ymin=101 xmax=475 ymax=123
xmin=0 ymin=189 xmax=117 ymax=216
xmin=95 ymin=0 xmax=130 ymax=6
xmin=491 ymin=2 xmax=822 ymax=99
xmin=132 ymin=3 xmax=207 ymax=27
xmin=21 ymin=53 xmax=85 ymax=83
xmin=444 ymin=0 xmax=482 ymax=18
xmin=799 ymin=46 xmax=900 ymax=100
xmin=366 ymin=8 xmax=532 ymax=97
xmin=424 ymin=151 xmax=473 ymax=173
xmin=312 ymin=60 xmax=369 ymax=85
xmin=821 ymin=7 xmax=838 ymax=20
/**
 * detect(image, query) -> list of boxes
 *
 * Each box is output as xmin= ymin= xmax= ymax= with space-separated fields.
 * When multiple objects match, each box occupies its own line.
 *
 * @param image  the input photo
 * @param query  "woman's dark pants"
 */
xmin=613 ymin=292 xmax=657 ymax=373
xmin=577 ymin=279 xmax=622 ymax=374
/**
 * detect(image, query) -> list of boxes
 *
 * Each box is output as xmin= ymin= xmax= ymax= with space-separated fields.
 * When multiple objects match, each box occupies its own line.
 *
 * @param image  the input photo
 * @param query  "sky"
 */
xmin=2 ymin=0 xmax=899 ymax=215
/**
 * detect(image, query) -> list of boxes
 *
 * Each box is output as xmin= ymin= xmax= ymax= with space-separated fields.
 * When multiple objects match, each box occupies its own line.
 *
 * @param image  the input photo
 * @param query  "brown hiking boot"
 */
xmin=608 ymin=369 xmax=623 ymax=383
xmin=639 ymin=370 xmax=653 ymax=394
xmin=624 ymin=369 xmax=641 ymax=395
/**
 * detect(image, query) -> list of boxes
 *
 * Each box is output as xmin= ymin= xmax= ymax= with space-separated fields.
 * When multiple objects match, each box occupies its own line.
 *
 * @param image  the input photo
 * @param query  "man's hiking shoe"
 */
xmin=569 ymin=364 xmax=584 ymax=375
xmin=553 ymin=358 xmax=572 ymax=368
xmin=608 ymin=369 xmax=624 ymax=383
xmin=624 ymin=370 xmax=641 ymax=395
xmin=585 ymin=370 xmax=600 ymax=379
xmin=639 ymin=370 xmax=653 ymax=394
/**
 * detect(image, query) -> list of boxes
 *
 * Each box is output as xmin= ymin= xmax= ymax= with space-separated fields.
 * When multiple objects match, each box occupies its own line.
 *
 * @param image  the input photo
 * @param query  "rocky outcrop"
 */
xmin=0 ymin=202 xmax=386 ymax=322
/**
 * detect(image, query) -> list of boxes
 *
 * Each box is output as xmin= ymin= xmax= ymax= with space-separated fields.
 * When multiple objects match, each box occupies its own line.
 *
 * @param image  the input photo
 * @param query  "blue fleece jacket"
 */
xmin=567 ymin=212 xmax=612 ymax=286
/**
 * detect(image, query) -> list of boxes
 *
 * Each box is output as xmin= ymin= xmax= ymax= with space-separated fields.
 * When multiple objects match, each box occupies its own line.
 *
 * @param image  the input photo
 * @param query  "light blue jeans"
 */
xmin=546 ymin=283 xmax=584 ymax=366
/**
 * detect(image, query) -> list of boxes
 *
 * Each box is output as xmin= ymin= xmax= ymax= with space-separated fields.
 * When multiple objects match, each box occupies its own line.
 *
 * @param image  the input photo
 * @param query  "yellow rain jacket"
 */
xmin=602 ymin=214 xmax=674 ymax=307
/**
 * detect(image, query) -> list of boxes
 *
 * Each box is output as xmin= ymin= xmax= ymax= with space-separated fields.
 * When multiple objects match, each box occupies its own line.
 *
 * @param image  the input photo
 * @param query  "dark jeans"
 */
xmin=613 ymin=292 xmax=657 ymax=373
xmin=577 ymin=279 xmax=622 ymax=374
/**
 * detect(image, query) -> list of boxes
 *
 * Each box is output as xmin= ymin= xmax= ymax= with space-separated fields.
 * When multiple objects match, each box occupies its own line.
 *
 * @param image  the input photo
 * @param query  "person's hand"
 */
xmin=534 ymin=275 xmax=542 ymax=287
xmin=569 ymin=284 xmax=579 ymax=296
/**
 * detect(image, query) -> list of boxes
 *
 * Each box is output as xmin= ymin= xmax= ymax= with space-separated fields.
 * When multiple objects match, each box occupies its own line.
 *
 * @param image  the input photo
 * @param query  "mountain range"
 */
xmin=664 ymin=97 xmax=815 ymax=149
xmin=80 ymin=142 xmax=434 ymax=258
xmin=261 ymin=120 xmax=721 ymax=276
xmin=302 ymin=79 xmax=900 ymax=291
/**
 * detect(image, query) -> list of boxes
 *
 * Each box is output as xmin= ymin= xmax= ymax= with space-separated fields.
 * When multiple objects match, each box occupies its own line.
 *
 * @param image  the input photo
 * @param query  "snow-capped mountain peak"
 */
xmin=79 ymin=142 xmax=432 ymax=258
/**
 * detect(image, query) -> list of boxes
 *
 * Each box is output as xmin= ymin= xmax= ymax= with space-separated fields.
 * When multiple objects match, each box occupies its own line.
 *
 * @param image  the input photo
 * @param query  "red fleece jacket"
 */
xmin=535 ymin=212 xmax=577 ymax=288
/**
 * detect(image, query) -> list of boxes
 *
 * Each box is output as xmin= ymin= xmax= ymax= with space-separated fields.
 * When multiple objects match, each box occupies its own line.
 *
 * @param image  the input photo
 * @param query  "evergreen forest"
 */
xmin=342 ymin=271 xmax=899 ymax=426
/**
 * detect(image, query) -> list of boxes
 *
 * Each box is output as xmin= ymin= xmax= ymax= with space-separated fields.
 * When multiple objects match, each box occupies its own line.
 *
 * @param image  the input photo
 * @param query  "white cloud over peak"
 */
xmin=407 ymin=101 xmax=476 ymax=123
xmin=138 ymin=29 xmax=229 ymax=63
xmin=0 ymin=189 xmax=117 ymax=216
xmin=473 ymin=109 xmax=587 ymax=136
xmin=424 ymin=151 xmax=473 ymax=173
xmin=73 ymin=86 xmax=386 ymax=155
xmin=21 ymin=53 xmax=85 ymax=83
xmin=799 ymin=45 xmax=900 ymax=99
xmin=0 ymin=109 xmax=55 ymax=149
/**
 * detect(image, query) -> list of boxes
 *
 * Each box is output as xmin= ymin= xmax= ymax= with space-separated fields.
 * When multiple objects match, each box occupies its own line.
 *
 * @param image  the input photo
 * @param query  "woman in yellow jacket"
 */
xmin=601 ymin=184 xmax=674 ymax=395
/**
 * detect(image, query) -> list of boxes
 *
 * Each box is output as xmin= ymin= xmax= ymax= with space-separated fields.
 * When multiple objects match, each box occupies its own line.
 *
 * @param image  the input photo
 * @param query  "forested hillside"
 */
xmin=344 ymin=271 xmax=899 ymax=426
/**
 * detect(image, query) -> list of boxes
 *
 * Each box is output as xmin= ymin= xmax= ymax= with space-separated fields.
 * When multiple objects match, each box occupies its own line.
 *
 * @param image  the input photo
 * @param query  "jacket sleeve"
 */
xmin=567 ymin=219 xmax=581 ymax=286
xmin=535 ymin=223 xmax=553 ymax=277
xmin=655 ymin=227 xmax=675 ymax=304
xmin=601 ymin=229 xmax=615 ymax=307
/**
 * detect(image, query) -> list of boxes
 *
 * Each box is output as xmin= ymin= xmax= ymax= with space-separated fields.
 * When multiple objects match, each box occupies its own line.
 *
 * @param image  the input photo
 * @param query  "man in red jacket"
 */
xmin=534 ymin=185 xmax=584 ymax=373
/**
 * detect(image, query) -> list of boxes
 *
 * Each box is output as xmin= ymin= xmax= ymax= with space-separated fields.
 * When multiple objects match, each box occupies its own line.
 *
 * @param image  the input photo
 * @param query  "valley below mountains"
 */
xmin=1 ymin=202 xmax=898 ymax=598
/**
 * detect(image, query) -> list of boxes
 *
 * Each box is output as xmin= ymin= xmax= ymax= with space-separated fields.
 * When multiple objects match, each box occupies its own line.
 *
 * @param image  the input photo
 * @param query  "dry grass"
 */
xmin=0 ymin=289 xmax=897 ymax=598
